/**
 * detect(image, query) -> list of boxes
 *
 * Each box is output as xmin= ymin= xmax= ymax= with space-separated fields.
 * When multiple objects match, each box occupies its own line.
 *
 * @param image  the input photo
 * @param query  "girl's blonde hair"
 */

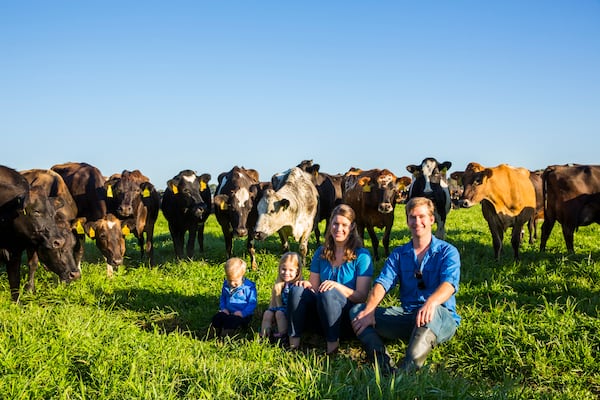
xmin=272 ymin=252 xmax=302 ymax=300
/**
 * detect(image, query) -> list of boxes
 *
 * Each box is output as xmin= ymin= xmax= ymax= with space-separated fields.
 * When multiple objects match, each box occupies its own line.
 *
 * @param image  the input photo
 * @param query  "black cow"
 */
xmin=0 ymin=165 xmax=73 ymax=300
xmin=296 ymin=160 xmax=343 ymax=245
xmin=161 ymin=170 xmax=211 ymax=259
xmin=105 ymin=170 xmax=161 ymax=265
xmin=406 ymin=158 xmax=452 ymax=240
xmin=51 ymin=162 xmax=126 ymax=276
xmin=213 ymin=166 xmax=264 ymax=270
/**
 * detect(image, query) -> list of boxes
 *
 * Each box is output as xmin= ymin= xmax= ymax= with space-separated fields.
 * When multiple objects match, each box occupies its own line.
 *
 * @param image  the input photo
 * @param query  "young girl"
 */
xmin=260 ymin=252 xmax=302 ymax=343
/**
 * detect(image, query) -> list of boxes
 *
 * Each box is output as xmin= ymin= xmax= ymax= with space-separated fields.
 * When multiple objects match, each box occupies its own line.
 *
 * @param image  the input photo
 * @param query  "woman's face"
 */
xmin=330 ymin=214 xmax=353 ymax=244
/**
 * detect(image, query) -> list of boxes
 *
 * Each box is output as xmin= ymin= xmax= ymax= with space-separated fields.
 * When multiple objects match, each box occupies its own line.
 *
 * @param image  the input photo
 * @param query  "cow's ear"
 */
xmin=140 ymin=182 xmax=154 ymax=198
xmin=406 ymin=165 xmax=418 ymax=174
xmin=279 ymin=199 xmax=290 ymax=210
xmin=83 ymin=221 xmax=97 ymax=239
xmin=214 ymin=194 xmax=229 ymax=211
xmin=358 ymin=176 xmax=372 ymax=192
xmin=52 ymin=196 xmax=65 ymax=211
xmin=72 ymin=218 xmax=87 ymax=235
xmin=440 ymin=162 xmax=452 ymax=174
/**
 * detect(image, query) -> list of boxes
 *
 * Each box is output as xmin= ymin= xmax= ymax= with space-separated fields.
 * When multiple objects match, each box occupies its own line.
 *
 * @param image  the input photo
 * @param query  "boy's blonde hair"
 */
xmin=224 ymin=257 xmax=247 ymax=278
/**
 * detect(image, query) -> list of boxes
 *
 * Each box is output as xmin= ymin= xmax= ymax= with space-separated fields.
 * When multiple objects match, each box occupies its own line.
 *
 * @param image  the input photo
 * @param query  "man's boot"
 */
xmin=400 ymin=327 xmax=437 ymax=372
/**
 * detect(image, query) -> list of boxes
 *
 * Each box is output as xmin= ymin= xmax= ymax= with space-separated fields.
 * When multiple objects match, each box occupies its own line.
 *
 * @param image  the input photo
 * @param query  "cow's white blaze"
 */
xmin=216 ymin=175 xmax=228 ymax=195
xmin=183 ymin=174 xmax=197 ymax=183
xmin=234 ymin=187 xmax=250 ymax=208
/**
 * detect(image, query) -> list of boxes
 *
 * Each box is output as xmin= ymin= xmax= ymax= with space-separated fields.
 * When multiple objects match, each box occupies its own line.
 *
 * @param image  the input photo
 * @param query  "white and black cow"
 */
xmin=296 ymin=160 xmax=343 ymax=245
xmin=213 ymin=166 xmax=264 ymax=270
xmin=161 ymin=170 xmax=212 ymax=260
xmin=406 ymin=158 xmax=452 ymax=240
xmin=254 ymin=167 xmax=319 ymax=262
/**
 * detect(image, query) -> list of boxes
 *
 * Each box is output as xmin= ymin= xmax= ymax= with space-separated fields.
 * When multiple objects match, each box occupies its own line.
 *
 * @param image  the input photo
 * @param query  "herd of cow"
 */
xmin=1 ymin=158 xmax=599 ymax=301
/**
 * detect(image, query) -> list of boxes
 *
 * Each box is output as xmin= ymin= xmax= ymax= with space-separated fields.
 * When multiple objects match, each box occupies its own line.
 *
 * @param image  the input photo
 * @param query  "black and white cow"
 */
xmin=161 ymin=170 xmax=211 ymax=259
xmin=296 ymin=160 xmax=343 ymax=245
xmin=254 ymin=167 xmax=319 ymax=262
xmin=406 ymin=158 xmax=452 ymax=240
xmin=213 ymin=166 xmax=264 ymax=270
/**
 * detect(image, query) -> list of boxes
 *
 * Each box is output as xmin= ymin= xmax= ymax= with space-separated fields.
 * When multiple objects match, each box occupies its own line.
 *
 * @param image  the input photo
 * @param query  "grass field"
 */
xmin=1 ymin=205 xmax=599 ymax=399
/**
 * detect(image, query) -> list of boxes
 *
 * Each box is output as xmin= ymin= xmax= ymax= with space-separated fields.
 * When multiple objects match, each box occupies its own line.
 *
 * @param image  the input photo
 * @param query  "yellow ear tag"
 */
xmin=107 ymin=185 xmax=113 ymax=198
xmin=220 ymin=202 xmax=228 ymax=210
xmin=88 ymin=227 xmax=95 ymax=238
xmin=142 ymin=188 xmax=150 ymax=197
xmin=200 ymin=181 xmax=207 ymax=191
xmin=172 ymin=185 xmax=178 ymax=194
xmin=122 ymin=225 xmax=130 ymax=235
xmin=362 ymin=183 xmax=371 ymax=192
xmin=76 ymin=220 xmax=85 ymax=234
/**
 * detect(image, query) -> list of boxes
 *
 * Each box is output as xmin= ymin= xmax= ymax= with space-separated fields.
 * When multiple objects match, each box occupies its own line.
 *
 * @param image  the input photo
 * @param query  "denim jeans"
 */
xmin=349 ymin=303 xmax=457 ymax=355
xmin=288 ymin=285 xmax=354 ymax=342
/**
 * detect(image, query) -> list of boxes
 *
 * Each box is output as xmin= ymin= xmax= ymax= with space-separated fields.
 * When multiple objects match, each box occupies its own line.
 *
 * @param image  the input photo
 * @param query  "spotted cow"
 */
xmin=254 ymin=167 xmax=319 ymax=263
xmin=406 ymin=158 xmax=453 ymax=239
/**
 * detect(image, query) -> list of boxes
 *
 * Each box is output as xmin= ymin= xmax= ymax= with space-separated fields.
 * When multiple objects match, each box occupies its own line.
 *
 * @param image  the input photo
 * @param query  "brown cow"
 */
xmin=528 ymin=169 xmax=544 ymax=244
xmin=51 ymin=162 xmax=126 ymax=276
xmin=458 ymin=162 xmax=536 ymax=260
xmin=20 ymin=169 xmax=81 ymax=293
xmin=105 ymin=170 xmax=161 ymax=265
xmin=540 ymin=164 xmax=600 ymax=252
xmin=342 ymin=168 xmax=404 ymax=260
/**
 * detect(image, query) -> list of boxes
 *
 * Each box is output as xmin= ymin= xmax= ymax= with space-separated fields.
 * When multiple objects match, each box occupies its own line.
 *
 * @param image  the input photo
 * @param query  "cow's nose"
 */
xmin=235 ymin=228 xmax=248 ymax=237
xmin=378 ymin=203 xmax=393 ymax=214
xmin=118 ymin=205 xmax=133 ymax=216
xmin=70 ymin=270 xmax=81 ymax=281
xmin=53 ymin=237 xmax=66 ymax=249
xmin=254 ymin=232 xmax=267 ymax=240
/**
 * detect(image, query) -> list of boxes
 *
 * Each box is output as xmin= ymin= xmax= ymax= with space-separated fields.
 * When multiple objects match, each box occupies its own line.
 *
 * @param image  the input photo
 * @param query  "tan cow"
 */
xmin=458 ymin=162 xmax=536 ymax=260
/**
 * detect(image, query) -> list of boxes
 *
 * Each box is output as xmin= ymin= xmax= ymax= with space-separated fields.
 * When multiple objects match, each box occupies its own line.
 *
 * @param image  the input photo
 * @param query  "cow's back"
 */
xmin=51 ymin=162 xmax=107 ymax=221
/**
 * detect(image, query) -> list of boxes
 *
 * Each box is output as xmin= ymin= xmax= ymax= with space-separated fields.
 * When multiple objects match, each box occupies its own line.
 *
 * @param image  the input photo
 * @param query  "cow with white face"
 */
xmin=213 ymin=166 xmax=264 ymax=270
xmin=406 ymin=158 xmax=452 ymax=240
xmin=254 ymin=167 xmax=319 ymax=263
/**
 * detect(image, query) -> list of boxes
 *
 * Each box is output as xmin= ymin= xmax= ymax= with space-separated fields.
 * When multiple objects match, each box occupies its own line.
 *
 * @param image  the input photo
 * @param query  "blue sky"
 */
xmin=2 ymin=1 xmax=599 ymax=188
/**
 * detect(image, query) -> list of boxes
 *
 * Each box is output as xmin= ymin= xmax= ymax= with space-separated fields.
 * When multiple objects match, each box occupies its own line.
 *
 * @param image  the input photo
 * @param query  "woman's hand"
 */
xmin=318 ymin=279 xmax=339 ymax=292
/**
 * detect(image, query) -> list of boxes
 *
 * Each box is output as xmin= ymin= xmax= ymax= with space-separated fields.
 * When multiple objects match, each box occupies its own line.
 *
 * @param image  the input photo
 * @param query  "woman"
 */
xmin=287 ymin=204 xmax=374 ymax=354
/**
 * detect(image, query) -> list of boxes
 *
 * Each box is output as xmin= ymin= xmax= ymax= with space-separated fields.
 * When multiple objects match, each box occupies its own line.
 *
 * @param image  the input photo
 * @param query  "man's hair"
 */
xmin=405 ymin=197 xmax=435 ymax=217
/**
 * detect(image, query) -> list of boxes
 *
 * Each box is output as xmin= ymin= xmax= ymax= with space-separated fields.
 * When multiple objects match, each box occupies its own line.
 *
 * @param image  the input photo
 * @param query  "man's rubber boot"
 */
xmin=400 ymin=327 xmax=437 ymax=372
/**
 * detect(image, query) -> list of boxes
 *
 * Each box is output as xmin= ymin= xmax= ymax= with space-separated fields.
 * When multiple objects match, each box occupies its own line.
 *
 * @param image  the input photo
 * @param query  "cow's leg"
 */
xmin=25 ymin=248 xmax=39 ymax=293
xmin=7 ymin=250 xmax=22 ymax=301
xmin=366 ymin=225 xmax=379 ymax=260
xmin=74 ymin=234 xmax=85 ymax=270
xmin=246 ymin=236 xmax=257 ymax=270
xmin=511 ymin=223 xmax=525 ymax=261
xmin=186 ymin=226 xmax=197 ymax=259
xmin=170 ymin=225 xmax=185 ymax=259
xmin=485 ymin=219 xmax=504 ymax=260
xmin=561 ymin=225 xmax=576 ymax=253
xmin=278 ymin=231 xmax=289 ymax=253
xmin=222 ymin=226 xmax=234 ymax=258
xmin=382 ymin=225 xmax=392 ymax=258
xmin=539 ymin=218 xmax=556 ymax=252
xmin=196 ymin=222 xmax=205 ymax=252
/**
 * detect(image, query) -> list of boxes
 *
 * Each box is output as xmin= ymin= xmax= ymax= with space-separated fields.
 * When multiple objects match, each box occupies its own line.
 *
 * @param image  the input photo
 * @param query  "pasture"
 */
xmin=1 ymin=205 xmax=599 ymax=399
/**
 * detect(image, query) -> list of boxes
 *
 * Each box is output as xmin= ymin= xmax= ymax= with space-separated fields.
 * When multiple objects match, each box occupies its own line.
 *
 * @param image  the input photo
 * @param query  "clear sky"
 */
xmin=2 ymin=1 xmax=599 ymax=188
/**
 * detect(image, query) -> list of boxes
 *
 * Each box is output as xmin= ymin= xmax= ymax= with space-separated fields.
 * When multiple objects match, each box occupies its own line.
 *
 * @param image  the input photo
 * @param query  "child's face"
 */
xmin=227 ymin=269 xmax=244 ymax=288
xmin=279 ymin=261 xmax=298 ymax=283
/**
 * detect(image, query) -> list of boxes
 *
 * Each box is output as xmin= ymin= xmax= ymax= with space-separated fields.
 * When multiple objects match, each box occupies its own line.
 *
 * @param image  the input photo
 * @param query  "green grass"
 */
xmin=1 ymin=205 xmax=599 ymax=399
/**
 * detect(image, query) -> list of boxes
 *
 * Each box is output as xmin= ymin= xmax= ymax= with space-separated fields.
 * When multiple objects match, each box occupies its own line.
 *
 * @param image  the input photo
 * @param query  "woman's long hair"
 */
xmin=321 ymin=204 xmax=363 ymax=263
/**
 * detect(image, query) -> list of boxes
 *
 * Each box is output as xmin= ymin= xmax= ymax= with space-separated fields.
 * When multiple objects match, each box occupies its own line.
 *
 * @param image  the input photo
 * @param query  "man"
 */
xmin=350 ymin=196 xmax=461 ymax=374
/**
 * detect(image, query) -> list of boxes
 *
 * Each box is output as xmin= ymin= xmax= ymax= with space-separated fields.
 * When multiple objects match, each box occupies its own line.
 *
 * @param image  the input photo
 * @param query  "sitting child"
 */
xmin=260 ymin=252 xmax=302 ymax=344
xmin=210 ymin=257 xmax=257 ymax=337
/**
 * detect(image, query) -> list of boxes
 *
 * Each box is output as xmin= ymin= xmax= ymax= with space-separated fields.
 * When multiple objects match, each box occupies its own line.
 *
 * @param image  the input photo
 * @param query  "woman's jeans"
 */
xmin=288 ymin=285 xmax=354 ymax=342
xmin=349 ymin=303 xmax=457 ymax=357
